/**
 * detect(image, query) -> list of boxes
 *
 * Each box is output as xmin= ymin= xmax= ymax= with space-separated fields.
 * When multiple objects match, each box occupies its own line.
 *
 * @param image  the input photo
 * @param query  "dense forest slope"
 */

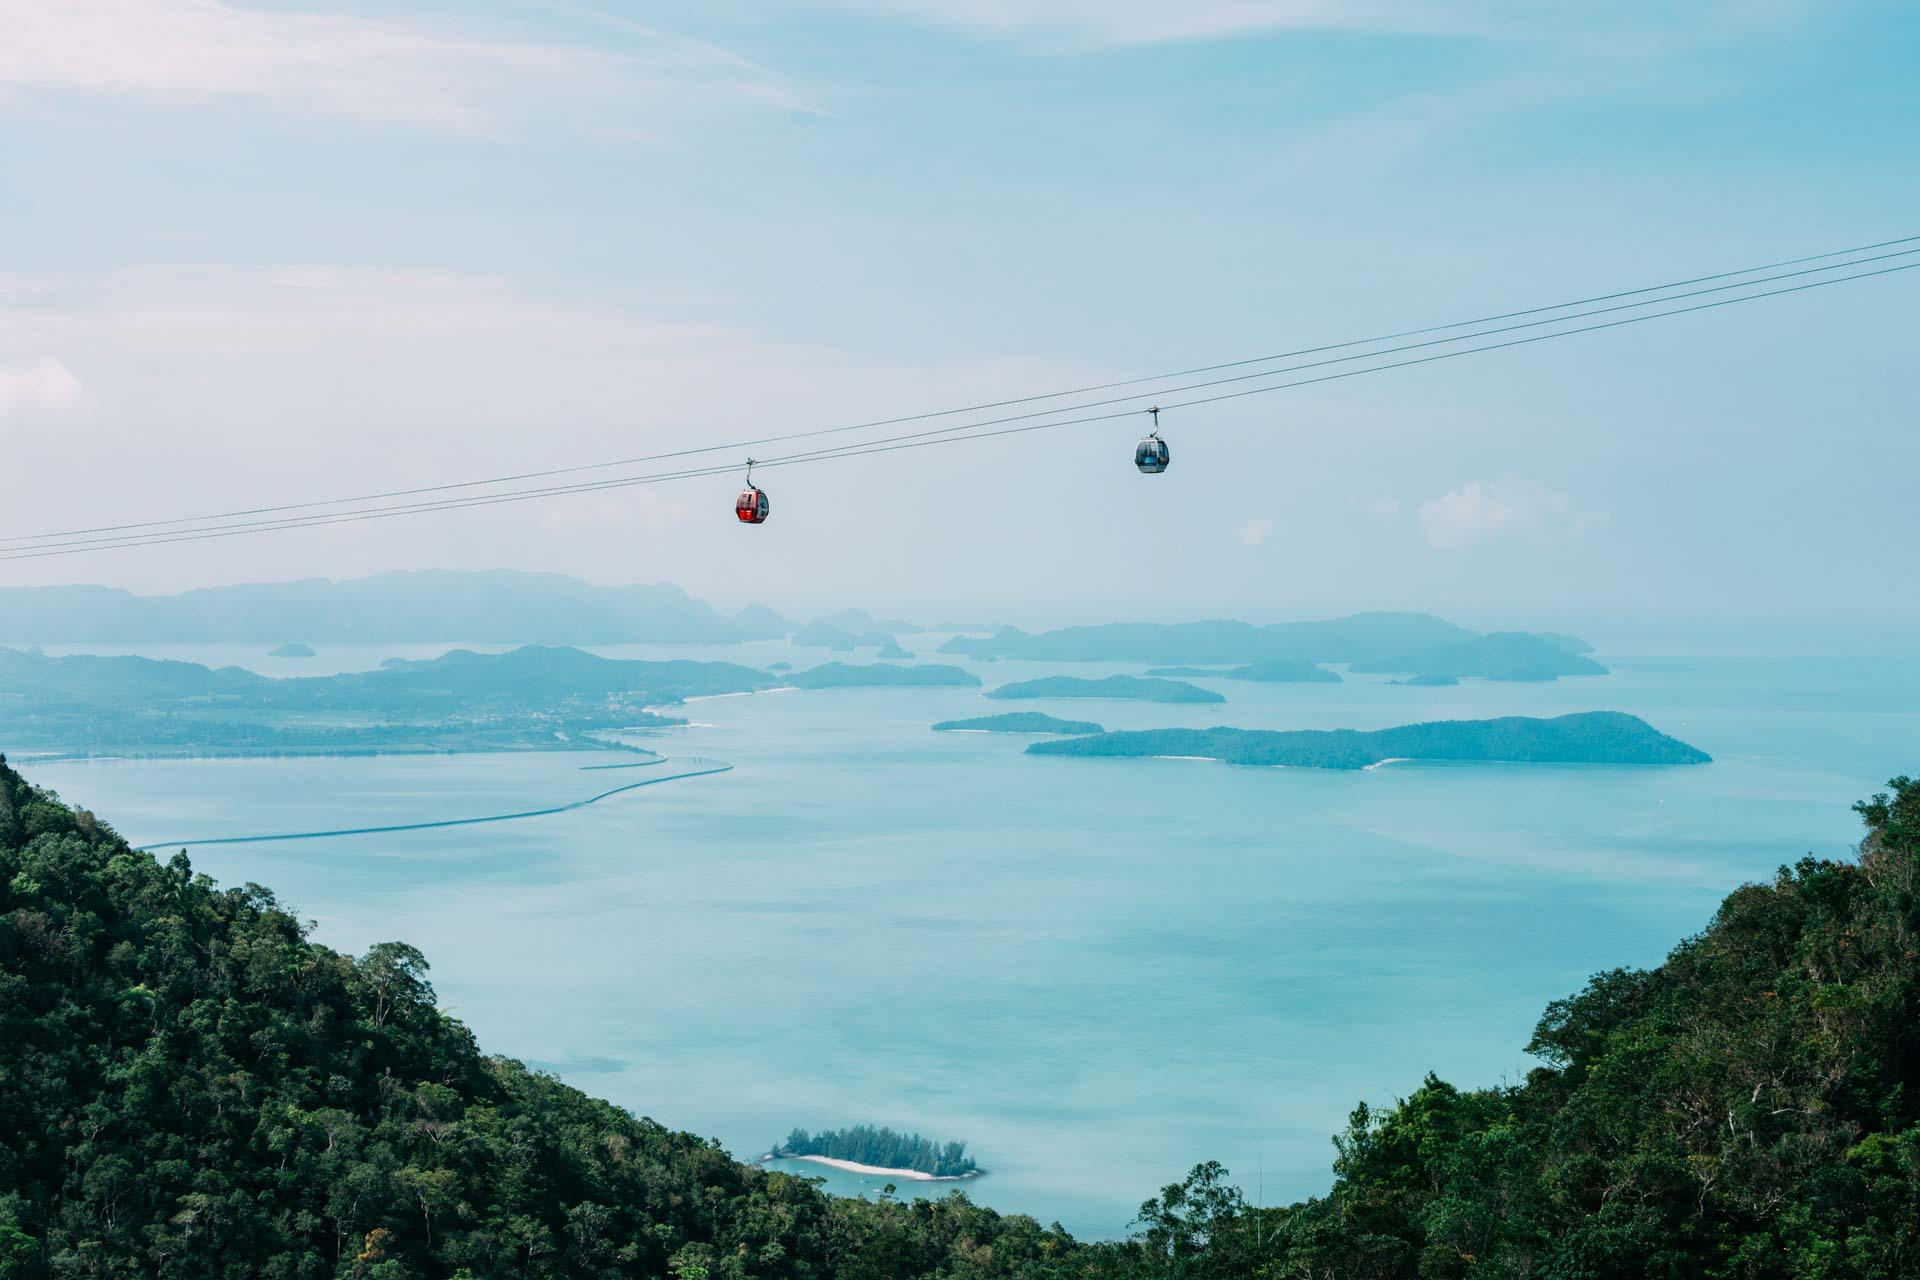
xmin=0 ymin=756 xmax=1071 ymax=1279
xmin=1239 ymin=773 xmax=1920 ymax=1278
xmin=2 ymin=755 xmax=1915 ymax=1278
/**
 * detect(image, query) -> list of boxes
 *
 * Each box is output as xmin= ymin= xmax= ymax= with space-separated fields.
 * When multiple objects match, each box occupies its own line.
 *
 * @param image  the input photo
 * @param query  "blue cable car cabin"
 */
xmin=1134 ymin=435 xmax=1170 ymax=474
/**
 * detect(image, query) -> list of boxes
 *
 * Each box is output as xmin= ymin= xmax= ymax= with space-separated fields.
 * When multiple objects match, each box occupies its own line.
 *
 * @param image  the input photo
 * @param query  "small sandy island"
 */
xmin=771 ymin=1155 xmax=980 ymax=1182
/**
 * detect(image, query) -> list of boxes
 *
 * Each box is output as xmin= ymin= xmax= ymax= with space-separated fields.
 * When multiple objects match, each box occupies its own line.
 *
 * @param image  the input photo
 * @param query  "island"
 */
xmin=793 ymin=619 xmax=916 ymax=657
xmin=938 ymin=612 xmax=1477 ymax=664
xmin=787 ymin=662 xmax=981 ymax=689
xmin=0 ymin=644 xmax=773 ymax=757
xmin=1392 ymin=673 xmax=1460 ymax=687
xmin=1144 ymin=660 xmax=1341 ymax=683
xmin=933 ymin=712 xmax=1104 ymax=734
xmin=268 ymin=642 xmax=316 ymax=658
xmin=1535 ymin=631 xmax=1596 ymax=654
xmin=1351 ymin=631 xmax=1608 ymax=681
xmin=1026 ymin=712 xmax=1709 ymax=769
xmin=769 ymin=1126 xmax=982 ymax=1180
xmin=985 ymin=675 xmax=1225 ymax=704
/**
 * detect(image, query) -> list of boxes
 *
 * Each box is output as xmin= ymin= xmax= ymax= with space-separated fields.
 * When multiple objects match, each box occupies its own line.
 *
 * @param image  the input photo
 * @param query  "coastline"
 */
xmin=768 ymin=1154 xmax=980 ymax=1183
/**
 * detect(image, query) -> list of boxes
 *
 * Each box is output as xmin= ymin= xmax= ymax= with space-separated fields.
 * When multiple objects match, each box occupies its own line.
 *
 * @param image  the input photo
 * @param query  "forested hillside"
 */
xmin=1 ymin=754 xmax=1915 ymax=1278
xmin=0 ymin=755 xmax=1072 ymax=1279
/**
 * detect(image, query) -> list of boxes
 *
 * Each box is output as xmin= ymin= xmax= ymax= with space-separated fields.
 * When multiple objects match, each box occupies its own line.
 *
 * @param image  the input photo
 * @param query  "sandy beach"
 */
xmin=778 ymin=1155 xmax=974 ymax=1182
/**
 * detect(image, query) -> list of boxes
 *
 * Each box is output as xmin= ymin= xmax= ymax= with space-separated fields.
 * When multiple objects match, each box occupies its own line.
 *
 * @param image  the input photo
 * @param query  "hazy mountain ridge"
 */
xmin=0 ymin=571 xmax=775 ymax=645
xmin=942 ymin=613 xmax=1505 ymax=665
xmin=1352 ymin=631 xmax=1610 ymax=681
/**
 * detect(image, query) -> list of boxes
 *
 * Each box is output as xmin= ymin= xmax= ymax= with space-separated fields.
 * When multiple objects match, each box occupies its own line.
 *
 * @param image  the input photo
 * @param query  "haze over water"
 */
xmin=25 ymin=641 xmax=1916 ymax=1236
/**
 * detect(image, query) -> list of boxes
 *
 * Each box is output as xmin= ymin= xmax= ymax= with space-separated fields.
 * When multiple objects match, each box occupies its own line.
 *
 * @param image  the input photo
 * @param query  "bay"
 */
xmin=22 ymin=643 xmax=1917 ymax=1237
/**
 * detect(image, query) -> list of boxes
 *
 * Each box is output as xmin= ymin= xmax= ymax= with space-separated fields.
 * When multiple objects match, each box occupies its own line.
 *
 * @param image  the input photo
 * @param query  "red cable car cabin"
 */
xmin=735 ymin=485 xmax=770 ymax=524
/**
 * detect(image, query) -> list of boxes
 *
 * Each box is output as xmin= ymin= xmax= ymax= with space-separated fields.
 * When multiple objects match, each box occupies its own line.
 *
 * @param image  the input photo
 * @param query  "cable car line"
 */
xmin=3 ymin=232 xmax=1914 ymax=547
xmin=3 ymin=256 xmax=1911 ymax=563
xmin=6 ymin=249 xmax=1916 ymax=557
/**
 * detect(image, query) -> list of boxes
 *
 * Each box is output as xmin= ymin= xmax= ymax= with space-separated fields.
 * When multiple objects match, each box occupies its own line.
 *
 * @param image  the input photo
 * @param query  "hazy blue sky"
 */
xmin=2 ymin=0 xmax=1915 ymax=642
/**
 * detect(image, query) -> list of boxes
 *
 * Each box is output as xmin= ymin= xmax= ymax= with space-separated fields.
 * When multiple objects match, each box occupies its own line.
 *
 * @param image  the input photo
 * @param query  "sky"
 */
xmin=1 ymin=0 xmax=1916 ymax=645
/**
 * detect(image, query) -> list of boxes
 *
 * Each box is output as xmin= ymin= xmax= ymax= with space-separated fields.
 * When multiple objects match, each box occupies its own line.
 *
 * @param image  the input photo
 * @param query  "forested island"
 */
xmin=2 ymin=753 xmax=1914 ymax=1276
xmin=268 ymin=642 xmax=315 ymax=658
xmin=770 ymin=1127 xmax=981 ymax=1179
xmin=1027 ymin=711 xmax=1709 ymax=769
xmin=933 ymin=712 xmax=1104 ymax=734
xmin=986 ymin=675 xmax=1226 ymax=704
xmin=787 ymin=662 xmax=980 ymax=689
xmin=1143 ymin=660 xmax=1340 ymax=683
xmin=0 ymin=644 xmax=771 ymax=757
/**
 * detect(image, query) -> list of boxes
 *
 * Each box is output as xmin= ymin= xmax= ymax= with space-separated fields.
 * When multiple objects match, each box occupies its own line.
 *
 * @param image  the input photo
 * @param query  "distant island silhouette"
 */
xmin=1353 ymin=632 xmax=1607 ymax=682
xmin=1027 ymin=712 xmax=1708 ymax=769
xmin=986 ymin=675 xmax=1225 ymax=704
xmin=1144 ymin=660 xmax=1340 ymax=683
xmin=933 ymin=712 xmax=1104 ymax=734
xmin=787 ymin=662 xmax=981 ymax=689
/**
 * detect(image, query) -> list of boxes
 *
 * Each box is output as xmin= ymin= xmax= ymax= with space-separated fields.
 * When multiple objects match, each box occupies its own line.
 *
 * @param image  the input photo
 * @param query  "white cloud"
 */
xmin=820 ymin=0 xmax=1809 ymax=47
xmin=821 ymin=0 xmax=1466 ymax=45
xmin=1418 ymin=479 xmax=1606 ymax=550
xmin=1237 ymin=517 xmax=1274 ymax=547
xmin=0 ymin=356 xmax=85 ymax=418
xmin=0 ymin=0 xmax=802 ymax=133
xmin=1364 ymin=496 xmax=1401 ymax=519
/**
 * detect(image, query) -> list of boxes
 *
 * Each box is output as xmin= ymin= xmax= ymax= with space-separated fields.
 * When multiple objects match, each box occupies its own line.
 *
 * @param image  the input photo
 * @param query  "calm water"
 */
xmin=21 ymin=641 xmax=1919 ymax=1237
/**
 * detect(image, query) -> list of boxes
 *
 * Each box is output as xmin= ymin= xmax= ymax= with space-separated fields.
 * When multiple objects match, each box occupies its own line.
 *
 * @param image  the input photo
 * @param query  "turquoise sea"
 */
xmin=20 ymin=641 xmax=1920 ymax=1237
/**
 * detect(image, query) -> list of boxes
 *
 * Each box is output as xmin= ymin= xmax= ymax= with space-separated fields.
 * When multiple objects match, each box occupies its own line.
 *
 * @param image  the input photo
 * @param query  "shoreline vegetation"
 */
xmin=769 ymin=1126 xmax=982 ymax=1179
xmin=766 ymin=1155 xmax=981 ymax=1183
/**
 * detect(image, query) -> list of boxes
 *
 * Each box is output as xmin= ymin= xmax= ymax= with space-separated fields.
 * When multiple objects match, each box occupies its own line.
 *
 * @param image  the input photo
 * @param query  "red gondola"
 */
xmin=734 ymin=460 xmax=770 ymax=524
